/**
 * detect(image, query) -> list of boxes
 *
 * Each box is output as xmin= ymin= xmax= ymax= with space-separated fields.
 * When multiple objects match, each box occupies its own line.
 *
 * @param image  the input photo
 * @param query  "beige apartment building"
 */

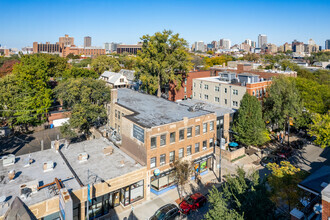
xmin=192 ymin=72 xmax=271 ymax=109
xmin=108 ymin=89 xmax=217 ymax=196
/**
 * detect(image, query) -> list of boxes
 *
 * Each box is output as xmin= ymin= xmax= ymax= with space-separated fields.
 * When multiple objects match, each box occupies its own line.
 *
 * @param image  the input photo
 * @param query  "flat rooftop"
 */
xmin=117 ymin=89 xmax=213 ymax=128
xmin=0 ymin=149 xmax=80 ymax=216
xmin=178 ymin=99 xmax=236 ymax=116
xmin=61 ymin=138 xmax=143 ymax=185
xmin=194 ymin=76 xmax=234 ymax=84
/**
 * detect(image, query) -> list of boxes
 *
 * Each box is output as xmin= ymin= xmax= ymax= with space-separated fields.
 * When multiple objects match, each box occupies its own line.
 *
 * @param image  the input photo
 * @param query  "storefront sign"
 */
xmin=154 ymin=169 xmax=160 ymax=176
xmin=133 ymin=124 xmax=144 ymax=143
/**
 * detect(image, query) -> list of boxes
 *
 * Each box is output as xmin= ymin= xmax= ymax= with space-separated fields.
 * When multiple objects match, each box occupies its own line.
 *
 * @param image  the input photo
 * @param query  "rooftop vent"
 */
xmin=8 ymin=170 xmax=15 ymax=181
xmin=321 ymin=182 xmax=329 ymax=188
xmin=2 ymin=154 xmax=15 ymax=166
xmin=103 ymin=146 xmax=114 ymax=156
xmin=78 ymin=152 xmax=88 ymax=162
xmin=23 ymin=155 xmax=33 ymax=167
xmin=120 ymin=160 xmax=125 ymax=167
xmin=188 ymin=103 xmax=205 ymax=112
xmin=43 ymin=161 xmax=54 ymax=172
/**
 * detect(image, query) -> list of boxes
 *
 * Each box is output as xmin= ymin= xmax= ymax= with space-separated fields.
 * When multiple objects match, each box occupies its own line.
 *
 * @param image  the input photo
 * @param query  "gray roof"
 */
xmin=0 ymin=149 xmax=80 ymax=216
xmin=119 ymin=69 xmax=135 ymax=81
xmin=117 ymin=89 xmax=214 ymax=128
xmin=61 ymin=138 xmax=143 ymax=185
xmin=101 ymin=71 xmax=123 ymax=84
xmin=178 ymin=99 xmax=235 ymax=117
xmin=299 ymin=166 xmax=330 ymax=195
xmin=237 ymin=72 xmax=258 ymax=77
xmin=100 ymin=71 xmax=117 ymax=78
xmin=4 ymin=197 xmax=37 ymax=220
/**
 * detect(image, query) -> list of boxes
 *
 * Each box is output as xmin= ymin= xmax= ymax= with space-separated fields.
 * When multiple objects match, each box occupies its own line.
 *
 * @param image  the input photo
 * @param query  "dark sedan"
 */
xmin=149 ymin=204 xmax=180 ymax=220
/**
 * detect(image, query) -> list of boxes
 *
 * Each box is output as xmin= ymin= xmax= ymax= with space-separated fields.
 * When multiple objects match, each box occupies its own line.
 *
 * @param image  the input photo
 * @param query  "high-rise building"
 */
xmin=284 ymin=42 xmax=292 ymax=52
xmin=292 ymin=40 xmax=304 ymax=52
xmin=244 ymin=39 xmax=252 ymax=46
xmin=59 ymin=34 xmax=74 ymax=46
xmin=308 ymin=38 xmax=316 ymax=45
xmin=251 ymin=41 xmax=256 ymax=48
xmin=325 ymin=39 xmax=330 ymax=50
xmin=258 ymin=34 xmax=267 ymax=48
xmin=267 ymin=44 xmax=278 ymax=54
xmin=211 ymin=41 xmax=218 ymax=49
xmin=194 ymin=41 xmax=205 ymax=52
xmin=219 ymin=39 xmax=231 ymax=50
xmin=84 ymin=36 xmax=92 ymax=48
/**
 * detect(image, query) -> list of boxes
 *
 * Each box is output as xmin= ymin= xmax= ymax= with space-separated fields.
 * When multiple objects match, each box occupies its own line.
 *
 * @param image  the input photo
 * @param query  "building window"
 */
xmin=170 ymin=132 xmax=176 ymax=143
xmin=160 ymin=134 xmax=166 ymax=146
xmin=169 ymin=151 xmax=175 ymax=163
xmin=204 ymin=84 xmax=209 ymax=90
xmin=233 ymin=101 xmax=238 ymax=107
xmin=203 ymin=140 xmax=207 ymax=150
xmin=204 ymin=94 xmax=208 ymax=100
xmin=225 ymin=99 xmax=227 ymax=104
xmin=194 ymin=92 xmax=196 ymax=97
xmin=151 ymin=137 xmax=157 ymax=149
xmin=184 ymin=78 xmax=187 ymax=84
xmin=225 ymin=88 xmax=227 ymax=93
xmin=215 ymin=86 xmax=219 ymax=92
xmin=210 ymin=121 xmax=214 ymax=131
xmin=115 ymin=110 xmax=117 ymax=118
xmin=253 ymin=91 xmax=255 ymax=96
xmin=194 ymin=82 xmax=196 ymax=87
xmin=209 ymin=138 xmax=214 ymax=148
xmin=120 ymin=78 xmax=124 ymax=83
xmin=195 ymin=143 xmax=200 ymax=153
xmin=118 ymin=111 xmax=121 ymax=119
xmin=199 ymin=93 xmax=201 ymax=98
xmin=256 ymin=90 xmax=259 ymax=98
xmin=203 ymin=123 xmax=207 ymax=133
xmin=179 ymin=148 xmax=184 ymax=158
xmin=195 ymin=125 xmax=200 ymax=136
xmin=184 ymin=87 xmax=187 ymax=93
xmin=233 ymin=89 xmax=238 ymax=95
xmin=160 ymin=154 xmax=166 ymax=166
xmin=187 ymin=127 xmax=192 ymax=138
xmin=187 ymin=145 xmax=192 ymax=155
xmin=215 ymin=97 xmax=220 ymax=102
xmin=179 ymin=129 xmax=185 ymax=141
xmin=199 ymin=83 xmax=202 ymax=88
xmin=150 ymin=157 xmax=156 ymax=168
xmin=118 ymin=125 xmax=120 ymax=133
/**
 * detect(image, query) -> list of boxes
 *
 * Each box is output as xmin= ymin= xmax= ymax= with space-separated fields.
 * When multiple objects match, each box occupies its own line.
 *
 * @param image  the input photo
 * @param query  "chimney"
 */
xmin=54 ymin=140 xmax=60 ymax=151
xmin=111 ymin=89 xmax=118 ymax=104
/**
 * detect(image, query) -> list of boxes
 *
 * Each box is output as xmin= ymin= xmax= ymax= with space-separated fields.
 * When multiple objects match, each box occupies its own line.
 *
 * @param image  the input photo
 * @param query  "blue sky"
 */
xmin=1 ymin=0 xmax=329 ymax=49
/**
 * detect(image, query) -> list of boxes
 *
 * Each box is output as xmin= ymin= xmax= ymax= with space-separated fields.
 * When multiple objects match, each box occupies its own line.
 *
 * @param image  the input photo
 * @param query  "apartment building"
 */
xmin=59 ymin=34 xmax=74 ymax=46
xmin=192 ymin=72 xmax=271 ymax=109
xmin=108 ymin=89 xmax=217 ymax=196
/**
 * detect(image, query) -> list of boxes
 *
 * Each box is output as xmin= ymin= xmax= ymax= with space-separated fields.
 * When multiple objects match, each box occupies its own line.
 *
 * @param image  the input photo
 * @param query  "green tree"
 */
xmin=219 ymin=167 xmax=275 ymax=220
xmin=61 ymin=67 xmax=98 ymax=80
xmin=204 ymin=186 xmax=244 ymax=220
xmin=267 ymin=161 xmax=309 ymax=215
xmin=232 ymin=94 xmax=269 ymax=146
xmin=263 ymin=76 xmax=303 ymax=131
xmin=135 ymin=30 xmax=192 ymax=96
xmin=72 ymin=58 xmax=92 ymax=68
xmin=117 ymin=54 xmax=137 ymax=70
xmin=91 ymin=55 xmax=121 ymax=74
xmin=55 ymin=78 xmax=110 ymax=136
xmin=308 ymin=113 xmax=330 ymax=148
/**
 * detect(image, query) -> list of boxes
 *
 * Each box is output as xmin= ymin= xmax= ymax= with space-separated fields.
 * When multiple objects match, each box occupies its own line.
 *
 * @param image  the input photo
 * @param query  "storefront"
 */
xmin=150 ymin=169 xmax=176 ymax=195
xmin=85 ymin=180 xmax=144 ymax=219
xmin=193 ymin=154 xmax=213 ymax=176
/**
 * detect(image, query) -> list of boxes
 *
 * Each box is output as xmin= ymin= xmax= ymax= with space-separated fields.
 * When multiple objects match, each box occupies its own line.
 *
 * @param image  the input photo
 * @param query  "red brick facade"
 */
xmin=168 ymin=70 xmax=212 ymax=101
xmin=323 ymin=198 xmax=330 ymax=220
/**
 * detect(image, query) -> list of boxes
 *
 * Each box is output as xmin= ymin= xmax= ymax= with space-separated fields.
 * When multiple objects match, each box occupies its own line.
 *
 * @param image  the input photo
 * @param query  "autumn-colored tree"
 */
xmin=267 ymin=161 xmax=309 ymax=215
xmin=308 ymin=112 xmax=330 ymax=148
xmin=171 ymin=159 xmax=193 ymax=199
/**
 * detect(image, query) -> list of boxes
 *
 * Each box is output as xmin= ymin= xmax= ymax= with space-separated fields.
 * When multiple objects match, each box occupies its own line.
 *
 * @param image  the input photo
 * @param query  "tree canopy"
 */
xmin=232 ymin=94 xmax=269 ymax=146
xmin=55 ymin=78 xmax=110 ymax=136
xmin=135 ymin=30 xmax=192 ymax=96
xmin=263 ymin=76 xmax=303 ymax=131
xmin=308 ymin=113 xmax=330 ymax=148
xmin=91 ymin=55 xmax=121 ymax=74
xmin=61 ymin=67 xmax=98 ymax=80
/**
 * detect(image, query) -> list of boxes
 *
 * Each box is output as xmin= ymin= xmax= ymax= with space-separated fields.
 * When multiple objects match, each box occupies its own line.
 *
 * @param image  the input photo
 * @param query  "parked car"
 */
xmin=179 ymin=192 xmax=207 ymax=214
xmin=149 ymin=204 xmax=180 ymax=220
xmin=260 ymin=155 xmax=279 ymax=167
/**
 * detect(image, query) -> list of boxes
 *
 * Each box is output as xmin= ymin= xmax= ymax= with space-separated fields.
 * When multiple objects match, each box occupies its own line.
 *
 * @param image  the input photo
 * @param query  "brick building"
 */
xmin=108 ymin=88 xmax=217 ymax=196
xmin=33 ymin=42 xmax=62 ymax=54
xmin=167 ymin=70 xmax=213 ymax=101
xmin=62 ymin=46 xmax=106 ymax=57
xmin=59 ymin=34 xmax=74 ymax=46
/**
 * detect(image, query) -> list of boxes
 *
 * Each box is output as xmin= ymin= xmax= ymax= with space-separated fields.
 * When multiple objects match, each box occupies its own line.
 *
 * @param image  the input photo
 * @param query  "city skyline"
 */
xmin=1 ymin=0 xmax=330 ymax=49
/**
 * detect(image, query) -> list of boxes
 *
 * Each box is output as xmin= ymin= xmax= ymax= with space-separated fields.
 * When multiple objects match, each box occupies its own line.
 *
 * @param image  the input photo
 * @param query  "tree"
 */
xmin=66 ymin=53 xmax=80 ymax=59
xmin=267 ymin=161 xmax=309 ymax=215
xmin=216 ymin=167 xmax=275 ymax=220
xmin=204 ymin=186 xmax=244 ymax=220
xmin=61 ymin=67 xmax=98 ymax=80
xmin=263 ymin=76 xmax=303 ymax=132
xmin=204 ymin=55 xmax=233 ymax=67
xmin=91 ymin=55 xmax=121 ymax=74
xmin=308 ymin=113 xmax=330 ymax=148
xmin=117 ymin=54 xmax=137 ymax=70
xmin=170 ymin=159 xmax=193 ymax=199
xmin=72 ymin=58 xmax=92 ymax=68
xmin=55 ymin=78 xmax=110 ymax=136
xmin=135 ymin=30 xmax=192 ymax=97
xmin=232 ymin=94 xmax=269 ymax=146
